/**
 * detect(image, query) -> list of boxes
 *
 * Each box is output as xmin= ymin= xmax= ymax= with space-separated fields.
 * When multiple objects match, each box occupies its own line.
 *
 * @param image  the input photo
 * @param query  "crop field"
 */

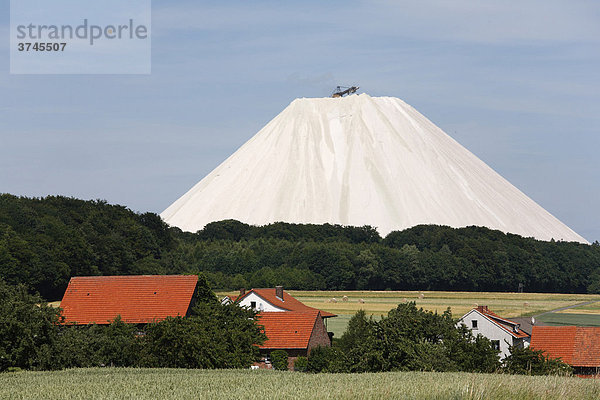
xmin=558 ymin=301 xmax=600 ymax=314
xmin=218 ymin=290 xmax=600 ymax=337
xmin=2 ymin=368 xmax=600 ymax=400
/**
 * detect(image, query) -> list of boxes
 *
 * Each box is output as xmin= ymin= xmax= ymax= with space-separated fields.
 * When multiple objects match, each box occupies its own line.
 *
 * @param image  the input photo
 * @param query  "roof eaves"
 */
xmin=474 ymin=310 xmax=529 ymax=339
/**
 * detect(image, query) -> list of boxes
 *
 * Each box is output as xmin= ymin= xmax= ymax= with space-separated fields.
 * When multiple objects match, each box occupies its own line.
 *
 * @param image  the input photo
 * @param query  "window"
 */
xmin=471 ymin=320 xmax=478 ymax=329
xmin=491 ymin=340 xmax=500 ymax=351
xmin=250 ymin=301 xmax=256 ymax=309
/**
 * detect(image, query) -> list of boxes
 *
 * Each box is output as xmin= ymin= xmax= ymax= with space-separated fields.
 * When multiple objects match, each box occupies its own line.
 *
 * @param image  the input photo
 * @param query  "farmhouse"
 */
xmin=530 ymin=326 xmax=600 ymax=377
xmin=60 ymin=277 xmax=334 ymax=369
xmin=59 ymin=275 xmax=199 ymax=325
xmin=225 ymin=286 xmax=336 ymax=367
xmin=226 ymin=286 xmax=335 ymax=317
xmin=458 ymin=306 xmax=530 ymax=359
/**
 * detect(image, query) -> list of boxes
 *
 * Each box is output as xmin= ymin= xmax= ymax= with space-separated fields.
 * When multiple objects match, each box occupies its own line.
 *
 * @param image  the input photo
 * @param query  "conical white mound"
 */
xmin=162 ymin=94 xmax=588 ymax=243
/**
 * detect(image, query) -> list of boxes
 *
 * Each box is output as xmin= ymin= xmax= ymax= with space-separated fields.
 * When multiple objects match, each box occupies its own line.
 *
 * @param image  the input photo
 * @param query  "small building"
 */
xmin=59 ymin=275 xmax=199 ymax=325
xmin=458 ymin=306 xmax=530 ymax=359
xmin=257 ymin=310 xmax=331 ymax=369
xmin=530 ymin=326 xmax=600 ymax=377
xmin=225 ymin=286 xmax=336 ymax=368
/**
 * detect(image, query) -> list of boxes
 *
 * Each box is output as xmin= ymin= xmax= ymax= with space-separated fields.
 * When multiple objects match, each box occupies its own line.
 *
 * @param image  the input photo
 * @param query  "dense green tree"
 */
xmin=306 ymin=346 xmax=349 ymax=373
xmin=502 ymin=345 xmax=572 ymax=376
xmin=52 ymin=317 xmax=141 ymax=369
xmin=142 ymin=301 xmax=265 ymax=369
xmin=0 ymin=280 xmax=61 ymax=371
xmin=337 ymin=303 xmax=500 ymax=373
xmin=1 ymin=194 xmax=599 ymax=298
xmin=0 ymin=278 xmax=266 ymax=371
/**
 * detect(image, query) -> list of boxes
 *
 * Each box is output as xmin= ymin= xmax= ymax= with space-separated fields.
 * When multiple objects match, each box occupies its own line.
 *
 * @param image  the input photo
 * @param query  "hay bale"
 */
xmin=331 ymin=298 xmax=337 ymax=303
xmin=419 ymin=293 xmax=425 ymax=299
xmin=342 ymin=295 xmax=349 ymax=302
xmin=358 ymin=298 xmax=365 ymax=304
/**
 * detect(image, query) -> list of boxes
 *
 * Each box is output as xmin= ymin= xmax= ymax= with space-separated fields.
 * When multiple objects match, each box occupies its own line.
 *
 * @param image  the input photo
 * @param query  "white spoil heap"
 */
xmin=161 ymin=94 xmax=588 ymax=243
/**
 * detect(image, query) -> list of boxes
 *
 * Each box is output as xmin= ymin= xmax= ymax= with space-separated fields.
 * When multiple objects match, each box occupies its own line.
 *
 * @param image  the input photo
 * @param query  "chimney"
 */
xmin=275 ymin=285 xmax=283 ymax=300
xmin=476 ymin=305 xmax=488 ymax=313
xmin=239 ymin=288 xmax=246 ymax=296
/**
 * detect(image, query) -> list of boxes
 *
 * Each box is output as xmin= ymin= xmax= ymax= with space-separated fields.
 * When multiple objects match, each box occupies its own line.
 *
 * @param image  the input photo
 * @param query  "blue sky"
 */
xmin=1 ymin=1 xmax=599 ymax=242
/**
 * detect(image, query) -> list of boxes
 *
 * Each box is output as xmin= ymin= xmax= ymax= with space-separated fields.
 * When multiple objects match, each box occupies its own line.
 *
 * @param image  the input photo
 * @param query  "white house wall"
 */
xmin=458 ymin=310 xmax=515 ymax=360
xmin=238 ymin=292 xmax=287 ymax=312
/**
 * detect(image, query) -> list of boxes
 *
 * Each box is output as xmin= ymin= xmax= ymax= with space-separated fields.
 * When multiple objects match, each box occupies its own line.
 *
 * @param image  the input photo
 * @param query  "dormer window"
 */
xmin=472 ymin=320 xmax=478 ymax=329
xmin=250 ymin=301 xmax=256 ymax=309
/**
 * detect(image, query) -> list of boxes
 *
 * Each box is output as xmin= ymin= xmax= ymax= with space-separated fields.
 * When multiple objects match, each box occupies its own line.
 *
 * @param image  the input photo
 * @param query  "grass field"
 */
xmin=1 ymin=368 xmax=599 ymax=400
xmin=537 ymin=313 xmax=600 ymax=327
xmin=218 ymin=290 xmax=600 ymax=337
xmin=558 ymin=301 xmax=600 ymax=314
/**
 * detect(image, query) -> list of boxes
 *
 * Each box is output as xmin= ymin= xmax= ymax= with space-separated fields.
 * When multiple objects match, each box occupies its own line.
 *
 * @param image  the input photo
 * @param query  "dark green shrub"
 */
xmin=270 ymin=350 xmax=289 ymax=371
xmin=503 ymin=345 xmax=572 ymax=376
xmin=294 ymin=356 xmax=308 ymax=372
xmin=141 ymin=302 xmax=265 ymax=369
xmin=307 ymin=346 xmax=348 ymax=373
xmin=53 ymin=317 xmax=141 ymax=369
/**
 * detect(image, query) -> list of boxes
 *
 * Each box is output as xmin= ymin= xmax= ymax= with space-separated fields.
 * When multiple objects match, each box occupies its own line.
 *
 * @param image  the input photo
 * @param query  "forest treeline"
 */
xmin=1 ymin=194 xmax=599 ymax=300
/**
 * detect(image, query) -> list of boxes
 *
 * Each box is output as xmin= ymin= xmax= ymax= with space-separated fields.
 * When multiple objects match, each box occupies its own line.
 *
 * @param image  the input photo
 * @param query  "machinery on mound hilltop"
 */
xmin=332 ymin=86 xmax=359 ymax=98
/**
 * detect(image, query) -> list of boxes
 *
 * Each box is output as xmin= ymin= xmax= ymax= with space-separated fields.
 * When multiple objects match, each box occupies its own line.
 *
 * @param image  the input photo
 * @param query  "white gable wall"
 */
xmin=238 ymin=292 xmax=286 ymax=312
xmin=458 ymin=310 xmax=517 ymax=360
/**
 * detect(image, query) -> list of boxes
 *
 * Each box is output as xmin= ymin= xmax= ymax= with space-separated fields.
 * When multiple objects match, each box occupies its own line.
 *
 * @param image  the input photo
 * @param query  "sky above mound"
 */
xmin=0 ymin=1 xmax=598 ymax=242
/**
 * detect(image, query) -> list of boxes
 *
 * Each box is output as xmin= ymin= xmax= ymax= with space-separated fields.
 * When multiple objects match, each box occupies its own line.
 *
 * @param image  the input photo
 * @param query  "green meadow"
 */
xmin=2 ymin=368 xmax=599 ymax=400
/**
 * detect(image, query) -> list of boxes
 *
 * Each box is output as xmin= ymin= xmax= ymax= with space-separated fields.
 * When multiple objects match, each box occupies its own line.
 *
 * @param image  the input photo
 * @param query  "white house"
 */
xmin=232 ymin=287 xmax=287 ymax=312
xmin=221 ymin=286 xmax=337 ymax=369
xmin=458 ymin=306 xmax=530 ymax=360
xmin=222 ymin=286 xmax=336 ymax=316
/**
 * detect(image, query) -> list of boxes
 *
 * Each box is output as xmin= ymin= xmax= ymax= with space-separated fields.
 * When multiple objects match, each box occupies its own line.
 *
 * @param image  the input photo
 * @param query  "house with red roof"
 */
xmin=531 ymin=326 xmax=600 ymax=377
xmin=458 ymin=306 xmax=530 ymax=359
xmin=225 ymin=286 xmax=336 ymax=368
xmin=226 ymin=286 xmax=336 ymax=318
xmin=60 ymin=275 xmax=200 ymax=325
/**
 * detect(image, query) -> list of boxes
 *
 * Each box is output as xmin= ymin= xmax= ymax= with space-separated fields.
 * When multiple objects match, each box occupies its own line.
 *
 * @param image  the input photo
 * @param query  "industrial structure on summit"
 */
xmin=331 ymin=85 xmax=359 ymax=98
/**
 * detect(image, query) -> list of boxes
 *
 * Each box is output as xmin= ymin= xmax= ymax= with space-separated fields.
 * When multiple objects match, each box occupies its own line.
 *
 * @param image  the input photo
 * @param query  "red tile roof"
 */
xmin=530 ymin=326 xmax=577 ymax=364
xmin=60 ymin=275 xmax=198 ymax=325
xmin=257 ymin=311 xmax=320 ymax=349
xmin=238 ymin=289 xmax=336 ymax=318
xmin=573 ymin=328 xmax=600 ymax=367
xmin=474 ymin=306 xmax=529 ymax=339
xmin=531 ymin=326 xmax=600 ymax=367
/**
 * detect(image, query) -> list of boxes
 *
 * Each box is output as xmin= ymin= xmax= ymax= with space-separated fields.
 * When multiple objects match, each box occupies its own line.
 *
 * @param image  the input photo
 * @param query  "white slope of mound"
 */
xmin=161 ymin=94 xmax=588 ymax=243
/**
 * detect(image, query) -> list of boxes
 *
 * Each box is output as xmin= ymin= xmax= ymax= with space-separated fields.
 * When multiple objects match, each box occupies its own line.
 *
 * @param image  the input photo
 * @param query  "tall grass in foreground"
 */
xmin=1 ymin=368 xmax=600 ymax=400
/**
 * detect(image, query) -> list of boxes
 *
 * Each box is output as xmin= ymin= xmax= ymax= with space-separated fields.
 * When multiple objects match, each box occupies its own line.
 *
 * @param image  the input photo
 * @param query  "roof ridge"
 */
xmin=471 ymin=308 xmax=528 ymax=338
